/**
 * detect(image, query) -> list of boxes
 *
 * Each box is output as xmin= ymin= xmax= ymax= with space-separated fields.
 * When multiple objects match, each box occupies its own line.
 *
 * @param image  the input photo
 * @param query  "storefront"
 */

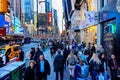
xmin=79 ymin=0 xmax=98 ymax=46
xmin=100 ymin=0 xmax=120 ymax=65
xmin=80 ymin=25 xmax=97 ymax=46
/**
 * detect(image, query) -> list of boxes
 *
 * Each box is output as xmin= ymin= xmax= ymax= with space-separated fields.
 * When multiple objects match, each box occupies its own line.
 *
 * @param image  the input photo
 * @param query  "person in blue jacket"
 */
xmin=74 ymin=56 xmax=89 ymax=80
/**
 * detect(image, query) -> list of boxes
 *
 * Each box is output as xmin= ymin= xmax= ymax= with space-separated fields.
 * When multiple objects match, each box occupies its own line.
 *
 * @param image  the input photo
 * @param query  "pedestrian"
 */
xmin=33 ymin=48 xmax=43 ymax=62
xmin=67 ymin=50 xmax=77 ymax=79
xmin=78 ymin=51 xmax=87 ymax=63
xmin=24 ymin=60 xmax=36 ymax=80
xmin=19 ymin=48 xmax=24 ymax=61
xmin=36 ymin=54 xmax=51 ymax=80
xmin=54 ymin=50 xmax=65 ymax=80
xmin=89 ymin=53 xmax=101 ymax=80
xmin=97 ymin=45 xmax=105 ymax=57
xmin=74 ymin=56 xmax=89 ymax=80
xmin=99 ymin=53 xmax=108 ymax=80
xmin=30 ymin=47 xmax=35 ymax=60
xmin=109 ymin=54 xmax=118 ymax=80
xmin=88 ymin=43 xmax=96 ymax=62
xmin=0 ymin=51 xmax=6 ymax=67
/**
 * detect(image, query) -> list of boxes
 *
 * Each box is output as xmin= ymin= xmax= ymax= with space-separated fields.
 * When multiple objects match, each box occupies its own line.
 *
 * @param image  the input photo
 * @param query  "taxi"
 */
xmin=0 ymin=45 xmax=21 ymax=59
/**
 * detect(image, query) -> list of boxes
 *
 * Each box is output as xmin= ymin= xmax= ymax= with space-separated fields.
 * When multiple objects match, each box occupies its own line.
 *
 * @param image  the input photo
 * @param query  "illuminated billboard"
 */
xmin=38 ymin=0 xmax=46 ymax=13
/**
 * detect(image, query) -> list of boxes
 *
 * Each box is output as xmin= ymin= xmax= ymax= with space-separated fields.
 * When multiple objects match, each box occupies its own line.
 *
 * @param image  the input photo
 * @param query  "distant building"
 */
xmin=52 ymin=9 xmax=59 ymax=37
xmin=22 ymin=0 xmax=34 ymax=23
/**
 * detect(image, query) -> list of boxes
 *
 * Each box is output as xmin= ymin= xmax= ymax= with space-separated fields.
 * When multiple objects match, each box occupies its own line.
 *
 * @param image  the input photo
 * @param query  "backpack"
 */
xmin=96 ymin=73 xmax=104 ymax=80
xmin=78 ymin=63 xmax=89 ymax=78
xmin=69 ymin=55 xmax=76 ymax=65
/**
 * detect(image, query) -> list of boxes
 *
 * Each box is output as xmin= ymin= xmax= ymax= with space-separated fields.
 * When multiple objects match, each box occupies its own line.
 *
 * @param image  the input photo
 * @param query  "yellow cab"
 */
xmin=0 ymin=45 xmax=21 ymax=59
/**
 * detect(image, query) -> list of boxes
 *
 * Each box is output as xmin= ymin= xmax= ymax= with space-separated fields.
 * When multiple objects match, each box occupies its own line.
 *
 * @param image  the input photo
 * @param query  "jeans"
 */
xmin=55 ymin=70 xmax=64 ymax=80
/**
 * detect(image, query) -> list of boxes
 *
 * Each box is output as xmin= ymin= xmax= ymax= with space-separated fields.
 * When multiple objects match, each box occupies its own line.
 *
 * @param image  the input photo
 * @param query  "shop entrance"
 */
xmin=103 ymin=19 xmax=116 ymax=61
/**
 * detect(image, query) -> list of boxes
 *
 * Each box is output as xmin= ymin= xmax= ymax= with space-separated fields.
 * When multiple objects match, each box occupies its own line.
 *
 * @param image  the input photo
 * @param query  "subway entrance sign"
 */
xmin=0 ymin=27 xmax=6 ymax=36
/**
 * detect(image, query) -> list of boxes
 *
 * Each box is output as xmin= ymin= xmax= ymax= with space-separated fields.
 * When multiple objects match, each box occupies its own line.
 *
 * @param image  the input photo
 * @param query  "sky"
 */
xmin=52 ymin=0 xmax=64 ymax=33
xmin=33 ymin=0 xmax=64 ymax=33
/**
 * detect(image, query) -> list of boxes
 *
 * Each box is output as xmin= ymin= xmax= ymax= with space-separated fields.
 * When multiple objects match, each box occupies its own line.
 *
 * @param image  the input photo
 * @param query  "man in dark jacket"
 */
xmin=33 ymin=48 xmax=43 ymax=62
xmin=19 ymin=48 xmax=24 ymax=61
xmin=54 ymin=50 xmax=65 ymax=80
xmin=36 ymin=54 xmax=50 ymax=80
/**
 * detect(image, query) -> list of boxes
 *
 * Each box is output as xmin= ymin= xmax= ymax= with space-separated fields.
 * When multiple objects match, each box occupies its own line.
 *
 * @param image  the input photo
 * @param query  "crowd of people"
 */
xmin=12 ymin=39 xmax=119 ymax=80
xmin=48 ymin=40 xmax=119 ymax=80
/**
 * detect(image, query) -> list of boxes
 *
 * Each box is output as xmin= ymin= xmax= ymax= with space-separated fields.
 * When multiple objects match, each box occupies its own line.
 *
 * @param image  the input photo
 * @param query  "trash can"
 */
xmin=0 ymin=71 xmax=11 ymax=80
xmin=8 ymin=61 xmax=25 ymax=80
xmin=0 ymin=65 xmax=20 ymax=80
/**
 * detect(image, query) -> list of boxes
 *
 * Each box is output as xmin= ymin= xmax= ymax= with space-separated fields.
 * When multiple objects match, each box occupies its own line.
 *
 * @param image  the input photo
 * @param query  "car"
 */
xmin=0 ymin=45 xmax=21 ymax=59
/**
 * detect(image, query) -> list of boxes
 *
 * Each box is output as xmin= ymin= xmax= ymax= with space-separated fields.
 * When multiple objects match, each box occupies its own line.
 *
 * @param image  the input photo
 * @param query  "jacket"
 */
xmin=74 ymin=63 xmax=87 ymax=80
xmin=36 ymin=59 xmax=51 ymax=79
xmin=54 ymin=54 xmax=65 ymax=72
xmin=24 ymin=67 xmax=35 ymax=80
xmin=89 ymin=60 xmax=101 ymax=72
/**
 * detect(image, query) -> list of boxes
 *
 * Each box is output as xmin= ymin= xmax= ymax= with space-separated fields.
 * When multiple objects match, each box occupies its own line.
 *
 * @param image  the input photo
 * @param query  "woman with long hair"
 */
xmin=89 ymin=53 xmax=101 ymax=80
xmin=109 ymin=54 xmax=118 ymax=80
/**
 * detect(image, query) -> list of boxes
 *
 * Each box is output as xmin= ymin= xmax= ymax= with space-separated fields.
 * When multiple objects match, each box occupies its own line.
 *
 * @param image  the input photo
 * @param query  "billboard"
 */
xmin=0 ymin=27 xmax=6 ymax=36
xmin=38 ymin=13 xmax=47 ymax=26
xmin=0 ymin=14 xmax=5 ymax=26
xmin=38 ymin=0 xmax=46 ymax=13
xmin=48 ymin=12 xmax=52 ymax=23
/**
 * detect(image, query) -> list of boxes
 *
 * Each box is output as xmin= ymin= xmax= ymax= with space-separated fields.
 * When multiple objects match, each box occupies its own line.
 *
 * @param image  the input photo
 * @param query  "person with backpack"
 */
xmin=74 ymin=56 xmax=89 ymax=80
xmin=54 ymin=50 xmax=65 ymax=80
xmin=89 ymin=53 xmax=102 ymax=80
xmin=67 ymin=50 xmax=77 ymax=79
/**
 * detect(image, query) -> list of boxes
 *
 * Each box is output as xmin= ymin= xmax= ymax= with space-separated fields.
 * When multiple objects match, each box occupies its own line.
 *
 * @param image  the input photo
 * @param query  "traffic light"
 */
xmin=0 ymin=0 xmax=10 ymax=13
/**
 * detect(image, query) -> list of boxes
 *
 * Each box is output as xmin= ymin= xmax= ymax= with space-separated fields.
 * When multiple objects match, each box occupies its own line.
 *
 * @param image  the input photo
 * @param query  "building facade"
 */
xmin=98 ymin=0 xmax=120 ymax=66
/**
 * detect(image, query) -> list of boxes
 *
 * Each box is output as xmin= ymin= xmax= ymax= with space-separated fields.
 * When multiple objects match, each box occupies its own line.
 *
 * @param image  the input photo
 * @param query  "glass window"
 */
xmin=14 ymin=46 xmax=20 ymax=51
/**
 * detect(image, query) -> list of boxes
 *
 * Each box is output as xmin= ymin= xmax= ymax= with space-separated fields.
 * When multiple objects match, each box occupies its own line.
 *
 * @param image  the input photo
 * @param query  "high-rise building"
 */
xmin=23 ymin=0 xmax=34 ymax=23
xmin=52 ymin=9 xmax=59 ymax=37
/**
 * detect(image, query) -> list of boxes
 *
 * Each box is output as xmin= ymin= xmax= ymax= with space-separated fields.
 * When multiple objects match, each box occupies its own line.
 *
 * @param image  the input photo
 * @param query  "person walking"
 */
xmin=24 ymin=60 xmax=36 ymax=80
xmin=33 ymin=48 xmax=43 ymax=62
xmin=54 ymin=50 xmax=65 ymax=80
xmin=30 ymin=47 xmax=35 ymax=60
xmin=74 ymin=56 xmax=89 ymax=80
xmin=19 ymin=48 xmax=24 ymax=61
xmin=89 ymin=53 xmax=101 ymax=80
xmin=67 ymin=50 xmax=77 ymax=79
xmin=109 ymin=54 xmax=118 ymax=80
xmin=36 ymin=54 xmax=51 ymax=80
xmin=97 ymin=45 xmax=105 ymax=57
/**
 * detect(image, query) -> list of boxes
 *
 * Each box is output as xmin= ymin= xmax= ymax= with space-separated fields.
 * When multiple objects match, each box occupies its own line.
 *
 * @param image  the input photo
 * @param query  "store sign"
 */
xmin=0 ymin=27 xmax=6 ymax=36
xmin=116 ymin=0 xmax=120 ymax=13
xmin=86 ymin=11 xmax=96 ymax=26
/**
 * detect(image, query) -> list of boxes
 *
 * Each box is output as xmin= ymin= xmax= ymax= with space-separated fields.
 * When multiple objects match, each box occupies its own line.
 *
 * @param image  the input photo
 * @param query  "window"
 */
xmin=14 ymin=46 xmax=20 ymax=51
